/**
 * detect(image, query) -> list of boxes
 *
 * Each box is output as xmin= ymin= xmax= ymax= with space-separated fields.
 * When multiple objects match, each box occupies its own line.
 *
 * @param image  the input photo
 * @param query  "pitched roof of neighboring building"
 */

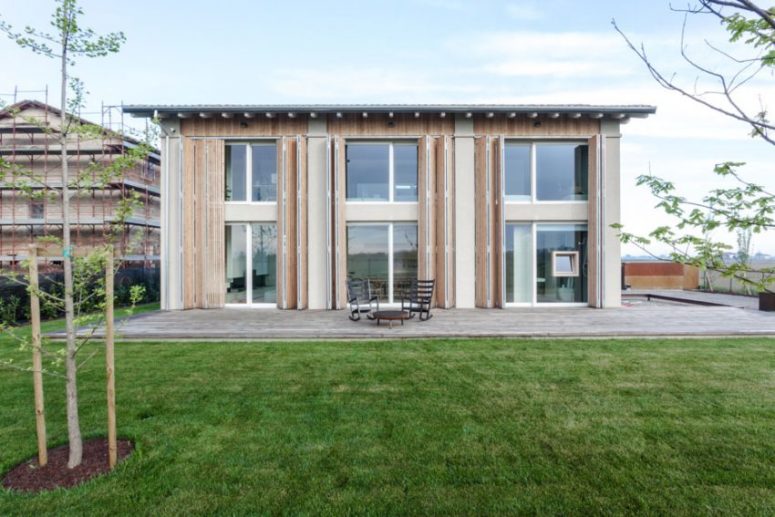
xmin=0 ymin=99 xmax=159 ymax=154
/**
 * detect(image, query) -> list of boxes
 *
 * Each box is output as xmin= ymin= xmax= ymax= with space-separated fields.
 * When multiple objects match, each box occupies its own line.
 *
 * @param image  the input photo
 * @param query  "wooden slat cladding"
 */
xmin=182 ymin=138 xmax=196 ymax=309
xmin=180 ymin=117 xmax=307 ymax=137
xmin=296 ymin=136 xmax=309 ymax=310
xmin=327 ymin=113 xmax=454 ymax=137
xmin=330 ymin=136 xmax=347 ymax=309
xmin=194 ymin=142 xmax=207 ymax=307
xmin=277 ymin=137 xmax=299 ymax=309
xmin=205 ymin=140 xmax=225 ymax=308
xmin=587 ymin=134 xmax=601 ymax=308
xmin=434 ymin=135 xmax=455 ymax=308
xmin=474 ymin=136 xmax=499 ymax=308
xmin=474 ymin=116 xmax=600 ymax=137
xmin=181 ymin=138 xmax=225 ymax=309
xmin=417 ymin=136 xmax=437 ymax=305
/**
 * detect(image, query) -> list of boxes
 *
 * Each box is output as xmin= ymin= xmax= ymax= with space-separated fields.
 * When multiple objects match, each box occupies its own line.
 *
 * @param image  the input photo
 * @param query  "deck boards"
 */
xmin=58 ymin=303 xmax=775 ymax=341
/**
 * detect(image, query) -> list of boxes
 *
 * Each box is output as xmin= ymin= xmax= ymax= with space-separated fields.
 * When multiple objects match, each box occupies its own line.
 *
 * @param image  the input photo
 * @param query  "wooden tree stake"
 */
xmin=104 ymin=246 xmax=117 ymax=469
xmin=28 ymin=245 xmax=47 ymax=467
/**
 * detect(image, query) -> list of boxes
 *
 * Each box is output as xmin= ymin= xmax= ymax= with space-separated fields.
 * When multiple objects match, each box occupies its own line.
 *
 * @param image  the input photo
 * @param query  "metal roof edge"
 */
xmin=122 ymin=103 xmax=657 ymax=118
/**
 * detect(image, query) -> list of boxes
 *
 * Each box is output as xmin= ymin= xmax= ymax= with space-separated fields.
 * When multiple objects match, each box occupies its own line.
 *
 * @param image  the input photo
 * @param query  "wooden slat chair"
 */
xmin=347 ymin=278 xmax=380 ymax=321
xmin=401 ymin=279 xmax=435 ymax=321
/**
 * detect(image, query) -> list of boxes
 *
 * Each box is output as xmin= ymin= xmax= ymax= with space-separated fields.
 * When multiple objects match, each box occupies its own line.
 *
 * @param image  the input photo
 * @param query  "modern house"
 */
xmin=123 ymin=104 xmax=655 ymax=311
xmin=0 ymin=100 xmax=161 ymax=268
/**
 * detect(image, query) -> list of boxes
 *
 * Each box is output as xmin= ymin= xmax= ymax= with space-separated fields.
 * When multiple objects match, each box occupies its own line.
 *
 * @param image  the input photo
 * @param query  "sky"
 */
xmin=1 ymin=0 xmax=773 ymax=256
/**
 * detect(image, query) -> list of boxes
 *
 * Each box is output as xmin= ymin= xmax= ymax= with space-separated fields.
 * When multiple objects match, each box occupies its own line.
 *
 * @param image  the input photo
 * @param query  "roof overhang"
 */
xmin=122 ymin=104 xmax=656 ymax=121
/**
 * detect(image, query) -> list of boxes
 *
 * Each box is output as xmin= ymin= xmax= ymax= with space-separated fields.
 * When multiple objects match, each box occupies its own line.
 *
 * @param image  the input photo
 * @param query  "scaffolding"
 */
xmin=0 ymin=87 xmax=161 ymax=271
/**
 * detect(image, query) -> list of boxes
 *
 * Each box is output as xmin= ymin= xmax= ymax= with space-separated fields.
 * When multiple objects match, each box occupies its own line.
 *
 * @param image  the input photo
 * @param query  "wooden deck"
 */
xmin=64 ymin=301 xmax=775 ymax=341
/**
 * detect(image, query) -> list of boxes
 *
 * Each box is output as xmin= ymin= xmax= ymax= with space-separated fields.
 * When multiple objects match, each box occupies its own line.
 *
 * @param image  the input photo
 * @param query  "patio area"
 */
xmin=70 ymin=297 xmax=775 ymax=340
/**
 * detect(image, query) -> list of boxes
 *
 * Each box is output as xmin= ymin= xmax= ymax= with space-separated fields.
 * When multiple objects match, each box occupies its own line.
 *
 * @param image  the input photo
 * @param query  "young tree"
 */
xmin=0 ymin=0 xmax=145 ymax=468
xmin=612 ymin=1 xmax=775 ymax=293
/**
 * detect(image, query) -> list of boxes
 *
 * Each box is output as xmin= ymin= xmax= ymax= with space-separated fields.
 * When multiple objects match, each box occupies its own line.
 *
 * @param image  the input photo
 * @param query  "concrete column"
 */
xmin=454 ymin=115 xmax=476 ymax=308
xmin=160 ymin=119 xmax=183 ymax=310
xmin=307 ymin=118 xmax=328 ymax=309
xmin=602 ymin=120 xmax=622 ymax=308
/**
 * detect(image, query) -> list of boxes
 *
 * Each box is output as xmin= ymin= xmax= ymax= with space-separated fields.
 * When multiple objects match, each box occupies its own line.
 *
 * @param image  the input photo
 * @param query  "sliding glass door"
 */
xmin=505 ymin=223 xmax=588 ymax=305
xmin=346 ymin=223 xmax=418 ymax=303
xmin=225 ymin=223 xmax=277 ymax=306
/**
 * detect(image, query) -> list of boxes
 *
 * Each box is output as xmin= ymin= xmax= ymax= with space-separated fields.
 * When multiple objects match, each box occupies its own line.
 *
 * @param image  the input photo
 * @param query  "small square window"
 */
xmin=552 ymin=251 xmax=579 ymax=277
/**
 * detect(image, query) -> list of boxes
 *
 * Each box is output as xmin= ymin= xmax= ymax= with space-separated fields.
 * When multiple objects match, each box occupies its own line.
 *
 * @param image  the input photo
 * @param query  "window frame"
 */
xmin=224 ymin=222 xmax=277 ymax=308
xmin=225 ymin=141 xmax=278 ymax=205
xmin=29 ymin=199 xmax=45 ymax=220
xmin=504 ymin=221 xmax=588 ymax=307
xmin=346 ymin=221 xmax=418 ymax=304
xmin=345 ymin=141 xmax=418 ymax=204
xmin=504 ymin=140 xmax=589 ymax=204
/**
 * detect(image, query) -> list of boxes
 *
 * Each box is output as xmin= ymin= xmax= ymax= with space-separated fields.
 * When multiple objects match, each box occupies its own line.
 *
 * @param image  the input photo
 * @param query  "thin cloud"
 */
xmin=504 ymin=3 xmax=543 ymax=21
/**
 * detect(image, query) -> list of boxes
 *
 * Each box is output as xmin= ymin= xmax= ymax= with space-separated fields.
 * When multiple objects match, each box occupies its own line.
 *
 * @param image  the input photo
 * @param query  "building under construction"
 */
xmin=0 ymin=98 xmax=160 ymax=270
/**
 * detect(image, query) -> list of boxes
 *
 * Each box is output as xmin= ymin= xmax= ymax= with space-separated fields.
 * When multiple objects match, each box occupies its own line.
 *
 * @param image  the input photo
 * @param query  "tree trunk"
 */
xmin=60 ymin=45 xmax=82 ymax=469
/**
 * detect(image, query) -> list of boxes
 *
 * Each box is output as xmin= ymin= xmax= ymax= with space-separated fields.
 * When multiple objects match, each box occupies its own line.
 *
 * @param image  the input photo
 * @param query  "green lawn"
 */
xmin=1 ymin=325 xmax=775 ymax=515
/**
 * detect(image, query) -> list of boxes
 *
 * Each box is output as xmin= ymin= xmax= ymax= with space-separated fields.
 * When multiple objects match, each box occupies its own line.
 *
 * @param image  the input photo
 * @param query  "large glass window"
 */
xmin=225 ymin=143 xmax=277 ymax=202
xmin=536 ymin=224 xmax=587 ymax=303
xmin=503 ymin=142 xmax=588 ymax=202
xmin=536 ymin=144 xmax=588 ymax=201
xmin=225 ymin=145 xmax=247 ymax=202
xmin=346 ymin=142 xmax=417 ymax=202
xmin=393 ymin=144 xmax=419 ymax=201
xmin=225 ymin=225 xmax=248 ymax=303
xmin=251 ymin=224 xmax=277 ymax=303
xmin=225 ymin=223 xmax=277 ymax=305
xmin=504 ymin=223 xmax=588 ymax=305
xmin=347 ymin=223 xmax=418 ymax=303
xmin=504 ymin=144 xmax=531 ymax=201
xmin=505 ymin=224 xmax=532 ymax=303
xmin=251 ymin=144 xmax=277 ymax=201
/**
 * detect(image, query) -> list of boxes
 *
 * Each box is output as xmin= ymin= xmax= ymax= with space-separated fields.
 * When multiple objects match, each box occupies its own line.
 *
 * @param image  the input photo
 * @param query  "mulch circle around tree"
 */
xmin=2 ymin=438 xmax=133 ymax=493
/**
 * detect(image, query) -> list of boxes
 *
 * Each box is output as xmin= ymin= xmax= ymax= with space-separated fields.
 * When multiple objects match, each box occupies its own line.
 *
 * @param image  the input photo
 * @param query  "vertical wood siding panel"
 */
xmin=205 ymin=139 xmax=225 ymax=308
xmin=285 ymin=137 xmax=298 ymax=309
xmin=433 ymin=136 xmax=446 ymax=308
xmin=474 ymin=137 xmax=487 ymax=308
xmin=194 ymin=141 xmax=208 ymax=308
xmin=182 ymin=138 xmax=196 ymax=309
xmin=276 ymin=137 xmax=287 ymax=308
xmin=474 ymin=116 xmax=600 ymax=136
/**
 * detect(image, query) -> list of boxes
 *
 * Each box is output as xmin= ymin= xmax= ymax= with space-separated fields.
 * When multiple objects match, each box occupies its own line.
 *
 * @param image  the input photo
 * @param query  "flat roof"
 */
xmin=123 ymin=103 xmax=656 ymax=119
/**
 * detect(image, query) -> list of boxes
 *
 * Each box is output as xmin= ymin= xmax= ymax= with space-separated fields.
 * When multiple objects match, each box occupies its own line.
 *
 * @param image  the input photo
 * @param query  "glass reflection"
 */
xmin=226 ymin=145 xmax=247 ymax=201
xmin=252 ymin=224 xmax=277 ymax=303
xmin=346 ymin=144 xmax=389 ymax=200
xmin=393 ymin=223 xmax=418 ymax=299
xmin=394 ymin=144 xmax=418 ymax=201
xmin=536 ymin=144 xmax=588 ymax=201
xmin=504 ymin=144 xmax=531 ymax=200
xmin=225 ymin=225 xmax=247 ymax=303
xmin=251 ymin=144 xmax=277 ymax=202
xmin=505 ymin=224 xmax=532 ymax=303
xmin=536 ymin=224 xmax=587 ymax=303
xmin=347 ymin=225 xmax=389 ymax=299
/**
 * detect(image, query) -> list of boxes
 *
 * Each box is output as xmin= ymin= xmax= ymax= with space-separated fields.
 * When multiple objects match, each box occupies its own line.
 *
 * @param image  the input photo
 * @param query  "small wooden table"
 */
xmin=372 ymin=310 xmax=411 ymax=328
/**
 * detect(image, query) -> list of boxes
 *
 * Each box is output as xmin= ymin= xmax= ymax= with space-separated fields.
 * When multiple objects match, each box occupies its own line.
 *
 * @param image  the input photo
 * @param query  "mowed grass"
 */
xmin=1 ymin=325 xmax=775 ymax=515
